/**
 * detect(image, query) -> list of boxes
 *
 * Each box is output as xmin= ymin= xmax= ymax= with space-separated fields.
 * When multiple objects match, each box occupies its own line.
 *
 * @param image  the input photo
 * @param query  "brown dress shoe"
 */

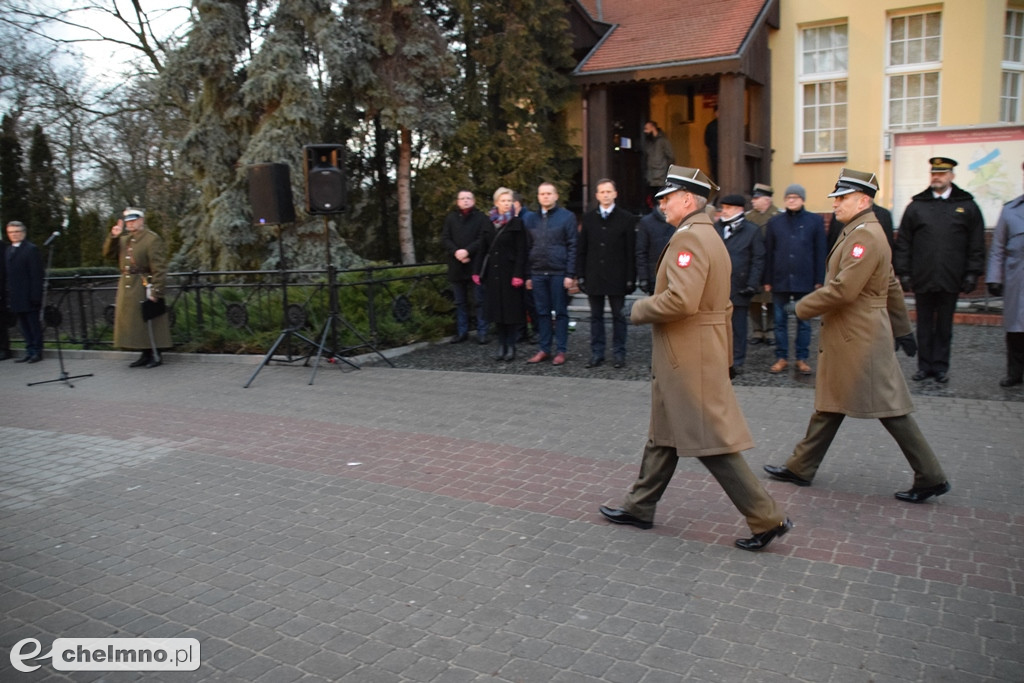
xmin=796 ymin=360 xmax=812 ymax=375
xmin=770 ymin=358 xmax=788 ymax=373
xmin=551 ymin=352 xmax=566 ymax=366
xmin=526 ymin=351 xmax=549 ymax=364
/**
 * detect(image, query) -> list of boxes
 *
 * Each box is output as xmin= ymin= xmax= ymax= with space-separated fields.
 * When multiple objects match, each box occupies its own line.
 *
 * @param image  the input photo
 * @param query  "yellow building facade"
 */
xmin=770 ymin=0 xmax=1017 ymax=214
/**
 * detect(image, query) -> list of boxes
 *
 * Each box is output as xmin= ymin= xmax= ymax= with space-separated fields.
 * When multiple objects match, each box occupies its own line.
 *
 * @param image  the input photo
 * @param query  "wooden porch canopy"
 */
xmin=569 ymin=0 xmax=780 ymax=209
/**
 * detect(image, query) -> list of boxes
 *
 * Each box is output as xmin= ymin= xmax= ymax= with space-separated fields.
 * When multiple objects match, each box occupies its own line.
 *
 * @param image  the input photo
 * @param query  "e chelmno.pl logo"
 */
xmin=9 ymin=637 xmax=201 ymax=673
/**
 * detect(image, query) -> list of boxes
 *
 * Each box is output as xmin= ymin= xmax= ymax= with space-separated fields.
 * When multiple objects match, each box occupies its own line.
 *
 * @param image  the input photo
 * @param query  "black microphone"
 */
xmin=44 ymin=231 xmax=60 ymax=246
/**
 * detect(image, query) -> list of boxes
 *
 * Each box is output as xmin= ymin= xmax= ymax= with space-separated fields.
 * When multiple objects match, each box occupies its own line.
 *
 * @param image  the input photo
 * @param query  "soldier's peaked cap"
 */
xmin=827 ymin=168 xmax=878 ymax=198
xmin=655 ymin=165 xmax=720 ymax=199
xmin=929 ymin=157 xmax=957 ymax=172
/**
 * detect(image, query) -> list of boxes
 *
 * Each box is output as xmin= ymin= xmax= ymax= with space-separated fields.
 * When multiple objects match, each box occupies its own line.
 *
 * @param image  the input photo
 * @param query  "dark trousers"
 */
xmin=532 ymin=273 xmax=569 ymax=354
xmin=496 ymin=323 xmax=519 ymax=352
xmin=621 ymin=441 xmax=785 ymax=534
xmin=731 ymin=304 xmax=749 ymax=367
xmin=772 ymin=292 xmax=811 ymax=361
xmin=587 ymin=294 xmax=626 ymax=361
xmin=1007 ymin=331 xmax=1024 ymax=381
xmin=451 ymin=279 xmax=486 ymax=337
xmin=14 ymin=309 xmax=43 ymax=357
xmin=749 ymin=299 xmax=773 ymax=339
xmin=785 ymin=411 xmax=947 ymax=489
xmin=914 ymin=290 xmax=958 ymax=375
xmin=0 ymin=305 xmax=9 ymax=353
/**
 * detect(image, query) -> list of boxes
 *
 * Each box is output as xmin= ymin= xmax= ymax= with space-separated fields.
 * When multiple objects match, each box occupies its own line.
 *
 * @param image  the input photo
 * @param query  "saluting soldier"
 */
xmin=104 ymin=208 xmax=171 ymax=368
xmin=764 ymin=169 xmax=951 ymax=503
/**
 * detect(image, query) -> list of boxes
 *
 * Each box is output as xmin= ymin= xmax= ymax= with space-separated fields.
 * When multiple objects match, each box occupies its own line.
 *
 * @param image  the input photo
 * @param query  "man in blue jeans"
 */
xmin=523 ymin=182 xmax=577 ymax=366
xmin=762 ymin=184 xmax=825 ymax=375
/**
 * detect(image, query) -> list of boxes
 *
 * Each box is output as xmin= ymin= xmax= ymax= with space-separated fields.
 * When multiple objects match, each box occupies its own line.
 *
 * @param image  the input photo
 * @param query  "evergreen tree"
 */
xmin=343 ymin=0 xmax=456 ymax=264
xmin=0 ymin=113 xmax=28 ymax=230
xmin=417 ymin=0 xmax=577 ymax=246
xmin=166 ymin=0 xmax=253 ymax=271
xmin=26 ymin=124 xmax=62 ymax=257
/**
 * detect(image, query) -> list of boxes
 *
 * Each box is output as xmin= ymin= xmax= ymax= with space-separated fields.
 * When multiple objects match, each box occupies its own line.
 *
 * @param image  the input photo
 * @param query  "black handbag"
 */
xmin=141 ymin=298 xmax=167 ymax=321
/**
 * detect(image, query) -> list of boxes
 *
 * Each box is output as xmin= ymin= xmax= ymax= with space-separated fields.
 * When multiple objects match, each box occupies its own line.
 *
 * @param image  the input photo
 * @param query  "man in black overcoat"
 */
xmin=4 ymin=221 xmax=44 ymax=363
xmin=441 ymin=189 xmax=491 ymax=344
xmin=577 ymin=179 xmax=637 ymax=368
xmin=714 ymin=195 xmax=765 ymax=374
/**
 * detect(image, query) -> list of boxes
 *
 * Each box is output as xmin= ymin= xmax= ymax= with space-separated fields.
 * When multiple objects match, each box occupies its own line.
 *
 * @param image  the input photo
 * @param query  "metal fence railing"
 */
xmin=35 ymin=263 xmax=451 ymax=352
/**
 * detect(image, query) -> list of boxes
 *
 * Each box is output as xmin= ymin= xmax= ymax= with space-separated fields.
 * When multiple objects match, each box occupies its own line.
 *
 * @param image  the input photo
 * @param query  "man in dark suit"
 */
xmin=714 ymin=194 xmax=765 ymax=375
xmin=440 ymin=189 xmax=490 ymax=344
xmin=577 ymin=179 xmax=637 ymax=368
xmin=5 ymin=221 xmax=44 ymax=363
xmin=0 ymin=237 xmax=11 ymax=360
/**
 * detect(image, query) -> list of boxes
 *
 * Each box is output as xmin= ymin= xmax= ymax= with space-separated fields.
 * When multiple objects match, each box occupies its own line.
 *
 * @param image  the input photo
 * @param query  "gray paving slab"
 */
xmin=0 ymin=350 xmax=1021 ymax=682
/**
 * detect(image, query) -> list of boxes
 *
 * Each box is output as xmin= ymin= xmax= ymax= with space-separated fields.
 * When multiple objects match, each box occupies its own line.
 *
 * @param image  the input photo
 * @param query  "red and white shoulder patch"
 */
xmin=676 ymin=252 xmax=693 ymax=268
xmin=850 ymin=244 xmax=866 ymax=259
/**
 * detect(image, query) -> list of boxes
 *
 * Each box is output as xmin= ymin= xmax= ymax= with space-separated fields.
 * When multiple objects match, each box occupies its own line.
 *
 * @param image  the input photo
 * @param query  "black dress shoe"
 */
xmin=129 ymin=353 xmax=152 ymax=368
xmin=15 ymin=355 xmax=33 ymax=363
xmin=146 ymin=357 xmax=163 ymax=368
xmin=933 ymin=372 xmax=949 ymax=384
xmin=735 ymin=518 xmax=793 ymax=551
xmin=763 ymin=464 xmax=811 ymax=487
xmin=895 ymin=481 xmax=950 ymax=503
xmin=613 ymin=357 xmax=625 ymax=369
xmin=911 ymin=370 xmax=930 ymax=381
xmin=585 ymin=357 xmax=604 ymax=368
xmin=598 ymin=505 xmax=653 ymax=529
xmin=503 ymin=346 xmax=516 ymax=362
xmin=27 ymin=355 xmax=42 ymax=364
xmin=749 ymin=338 xmax=762 ymax=345
xmin=999 ymin=376 xmax=1023 ymax=387
xmin=477 ymin=334 xmax=489 ymax=345
xmin=450 ymin=333 xmax=468 ymax=344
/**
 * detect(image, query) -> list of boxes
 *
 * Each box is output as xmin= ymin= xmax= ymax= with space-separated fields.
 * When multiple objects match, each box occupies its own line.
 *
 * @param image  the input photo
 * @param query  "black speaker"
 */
xmin=248 ymin=163 xmax=296 ymax=225
xmin=304 ymin=144 xmax=347 ymax=214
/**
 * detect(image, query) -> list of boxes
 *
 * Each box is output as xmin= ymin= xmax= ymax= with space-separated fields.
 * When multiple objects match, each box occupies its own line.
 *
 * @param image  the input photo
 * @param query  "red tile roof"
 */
xmin=575 ymin=0 xmax=769 ymax=74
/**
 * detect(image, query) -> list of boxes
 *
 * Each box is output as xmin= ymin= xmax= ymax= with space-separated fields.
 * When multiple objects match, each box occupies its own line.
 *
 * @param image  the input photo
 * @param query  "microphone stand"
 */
xmin=28 ymin=231 xmax=93 ymax=388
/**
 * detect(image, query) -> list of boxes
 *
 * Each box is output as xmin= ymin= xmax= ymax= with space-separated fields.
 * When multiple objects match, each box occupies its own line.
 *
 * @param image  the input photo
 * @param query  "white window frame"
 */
xmin=1001 ymin=9 xmax=1024 ymax=122
xmin=884 ymin=10 xmax=942 ymax=150
xmin=798 ymin=22 xmax=848 ymax=159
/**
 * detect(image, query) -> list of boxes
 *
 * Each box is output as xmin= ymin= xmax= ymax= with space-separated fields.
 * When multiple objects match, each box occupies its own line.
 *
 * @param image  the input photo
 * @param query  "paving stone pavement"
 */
xmin=0 ymin=348 xmax=1022 ymax=682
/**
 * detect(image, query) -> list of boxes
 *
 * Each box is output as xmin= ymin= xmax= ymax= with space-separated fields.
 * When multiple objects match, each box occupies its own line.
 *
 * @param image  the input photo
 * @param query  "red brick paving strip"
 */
xmin=18 ymin=398 xmax=1022 ymax=593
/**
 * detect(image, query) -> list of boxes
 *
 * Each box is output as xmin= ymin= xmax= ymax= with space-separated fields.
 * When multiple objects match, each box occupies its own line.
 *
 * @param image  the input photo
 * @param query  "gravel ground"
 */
xmin=384 ymin=304 xmax=1023 ymax=403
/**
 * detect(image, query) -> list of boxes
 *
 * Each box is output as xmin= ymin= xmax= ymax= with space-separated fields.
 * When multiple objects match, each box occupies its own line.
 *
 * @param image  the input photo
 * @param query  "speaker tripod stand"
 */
xmin=28 ymin=241 xmax=93 ymax=388
xmin=244 ymin=222 xmax=323 ymax=387
xmin=306 ymin=216 xmax=393 ymax=385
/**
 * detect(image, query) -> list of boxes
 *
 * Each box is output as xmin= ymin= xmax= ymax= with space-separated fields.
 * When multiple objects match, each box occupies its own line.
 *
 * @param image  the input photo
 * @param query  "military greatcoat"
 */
xmin=796 ymin=207 xmax=913 ymax=418
xmin=103 ymin=228 xmax=172 ymax=350
xmin=630 ymin=210 xmax=754 ymax=456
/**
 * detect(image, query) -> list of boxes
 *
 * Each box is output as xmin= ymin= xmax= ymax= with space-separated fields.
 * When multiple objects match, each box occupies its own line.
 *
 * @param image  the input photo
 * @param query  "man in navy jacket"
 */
xmin=523 ymin=182 xmax=577 ymax=366
xmin=763 ymin=185 xmax=825 ymax=375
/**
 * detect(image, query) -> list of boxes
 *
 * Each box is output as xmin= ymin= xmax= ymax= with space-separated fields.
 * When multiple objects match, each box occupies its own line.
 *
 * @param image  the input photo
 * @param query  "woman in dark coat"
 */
xmin=474 ymin=187 xmax=528 ymax=361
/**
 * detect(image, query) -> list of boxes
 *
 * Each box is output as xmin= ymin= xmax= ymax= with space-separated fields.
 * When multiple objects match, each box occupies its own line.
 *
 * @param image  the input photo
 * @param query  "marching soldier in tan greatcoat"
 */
xmin=764 ymin=169 xmax=951 ymax=503
xmin=599 ymin=165 xmax=792 ymax=552
xmin=104 ymin=208 xmax=172 ymax=368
